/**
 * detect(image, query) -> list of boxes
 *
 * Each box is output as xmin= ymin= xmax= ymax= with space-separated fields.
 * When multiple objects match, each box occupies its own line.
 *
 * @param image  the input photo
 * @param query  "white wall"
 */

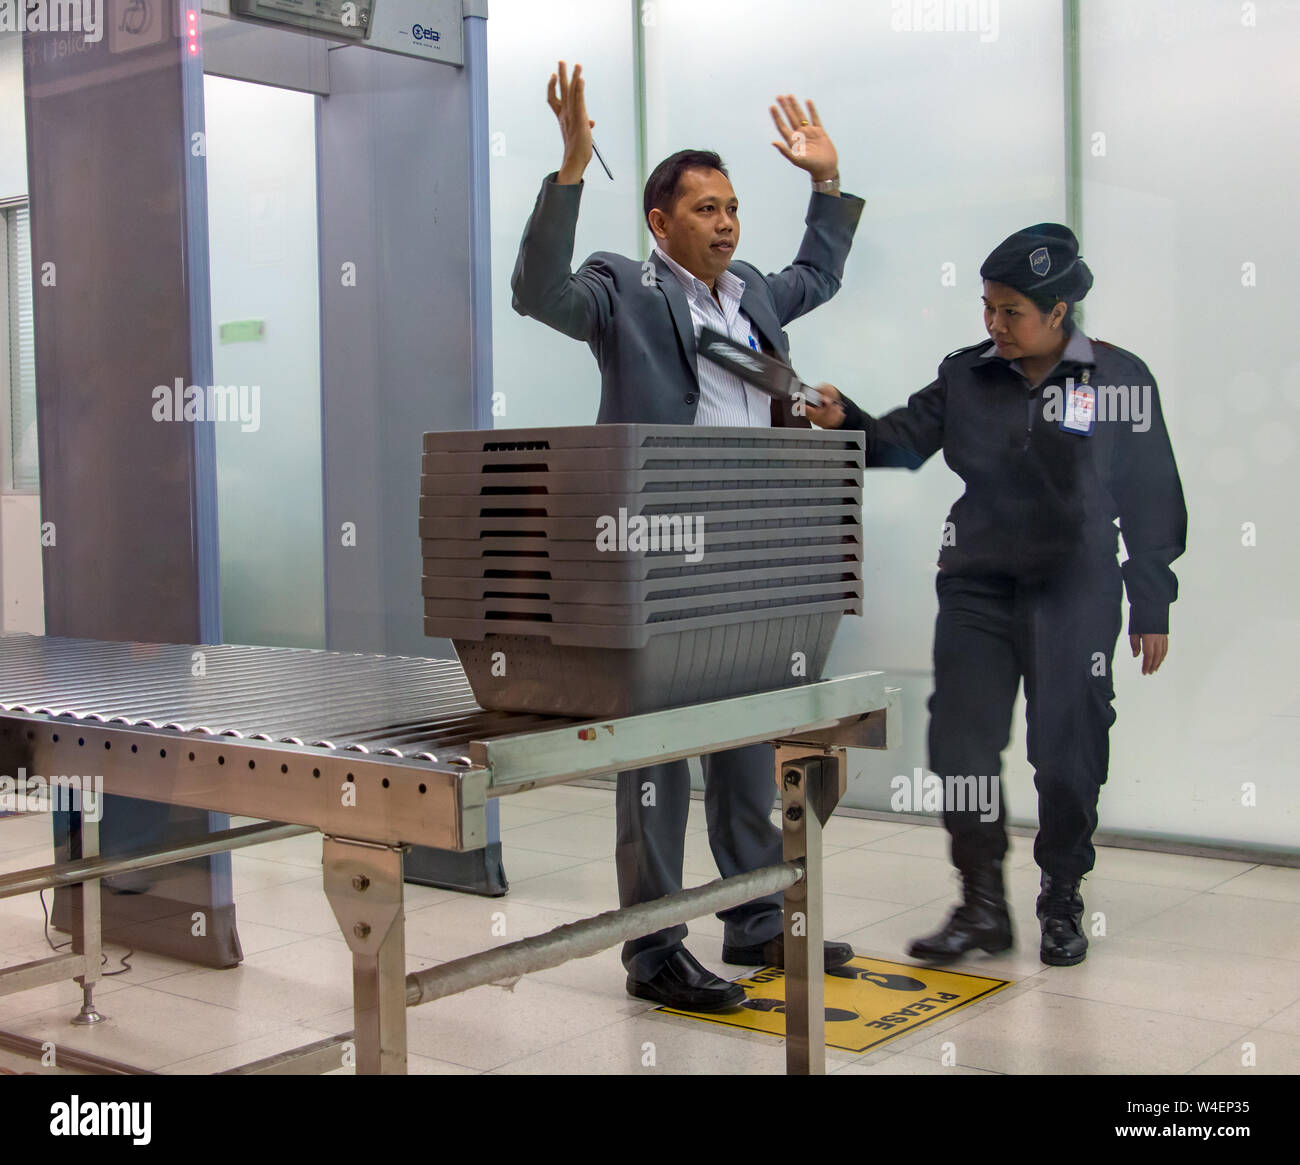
xmin=485 ymin=0 xmax=640 ymax=429
xmin=1066 ymin=0 xmax=1300 ymax=849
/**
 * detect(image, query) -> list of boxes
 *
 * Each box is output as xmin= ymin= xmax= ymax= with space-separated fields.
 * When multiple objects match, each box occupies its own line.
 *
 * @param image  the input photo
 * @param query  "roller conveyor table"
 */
xmin=0 ymin=634 xmax=898 ymax=1076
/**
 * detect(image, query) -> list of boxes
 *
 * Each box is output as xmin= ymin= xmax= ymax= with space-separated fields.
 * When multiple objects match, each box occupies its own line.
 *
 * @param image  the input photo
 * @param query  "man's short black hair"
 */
xmin=643 ymin=149 xmax=729 ymax=227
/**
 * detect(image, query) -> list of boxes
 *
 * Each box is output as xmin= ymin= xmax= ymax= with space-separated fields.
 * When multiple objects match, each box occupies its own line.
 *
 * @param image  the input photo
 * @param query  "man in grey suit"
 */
xmin=510 ymin=61 xmax=865 ymax=1012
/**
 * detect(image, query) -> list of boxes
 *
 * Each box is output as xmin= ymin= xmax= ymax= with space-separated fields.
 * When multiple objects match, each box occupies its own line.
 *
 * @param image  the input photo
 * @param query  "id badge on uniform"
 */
xmin=1060 ymin=373 xmax=1096 ymax=435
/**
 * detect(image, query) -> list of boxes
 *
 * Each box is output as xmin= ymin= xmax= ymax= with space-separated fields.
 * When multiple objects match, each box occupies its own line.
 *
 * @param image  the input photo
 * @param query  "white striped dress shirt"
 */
xmin=652 ymin=245 xmax=772 ymax=428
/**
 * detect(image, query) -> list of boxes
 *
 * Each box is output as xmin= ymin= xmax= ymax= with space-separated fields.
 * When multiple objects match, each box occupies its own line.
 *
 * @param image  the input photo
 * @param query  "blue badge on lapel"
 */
xmin=1030 ymin=247 xmax=1051 ymax=277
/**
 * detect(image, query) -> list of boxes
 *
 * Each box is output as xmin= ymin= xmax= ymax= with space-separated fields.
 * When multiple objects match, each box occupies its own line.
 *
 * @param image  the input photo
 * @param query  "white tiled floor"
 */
xmin=1 ymin=795 xmax=1297 ymax=1075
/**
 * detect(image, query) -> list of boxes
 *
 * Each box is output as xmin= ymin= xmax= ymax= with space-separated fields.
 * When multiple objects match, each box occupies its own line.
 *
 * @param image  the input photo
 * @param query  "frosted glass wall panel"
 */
xmin=204 ymin=75 xmax=324 ymax=647
xmin=0 ymin=34 xmax=26 ymax=200
xmin=1076 ymin=0 xmax=1300 ymax=849
xmin=486 ymin=0 xmax=640 ymax=428
xmin=645 ymin=0 xmax=1065 ymax=810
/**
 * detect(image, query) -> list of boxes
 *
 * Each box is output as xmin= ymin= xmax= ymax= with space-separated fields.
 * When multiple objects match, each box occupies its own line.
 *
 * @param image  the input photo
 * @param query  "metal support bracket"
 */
xmin=323 ymin=837 xmax=408 ymax=1075
xmin=775 ymin=742 xmax=847 ymax=826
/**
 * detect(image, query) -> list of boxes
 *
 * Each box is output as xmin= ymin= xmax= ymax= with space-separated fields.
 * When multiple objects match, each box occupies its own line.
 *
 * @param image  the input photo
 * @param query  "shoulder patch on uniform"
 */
xmin=943 ymin=338 xmax=996 ymax=362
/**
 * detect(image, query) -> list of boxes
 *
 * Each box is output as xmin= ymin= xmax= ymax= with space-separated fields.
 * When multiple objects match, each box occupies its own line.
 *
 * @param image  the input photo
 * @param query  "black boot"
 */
xmin=907 ymin=862 xmax=1013 ymax=964
xmin=1037 ymin=872 xmax=1088 ymax=966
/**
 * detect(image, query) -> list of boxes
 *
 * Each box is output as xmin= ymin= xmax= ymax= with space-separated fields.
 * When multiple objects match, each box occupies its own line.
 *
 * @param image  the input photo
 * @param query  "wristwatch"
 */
xmin=812 ymin=172 xmax=841 ymax=194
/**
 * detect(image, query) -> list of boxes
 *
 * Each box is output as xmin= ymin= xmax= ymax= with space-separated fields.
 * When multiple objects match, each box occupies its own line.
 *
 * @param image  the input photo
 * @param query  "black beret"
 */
xmin=980 ymin=223 xmax=1093 ymax=303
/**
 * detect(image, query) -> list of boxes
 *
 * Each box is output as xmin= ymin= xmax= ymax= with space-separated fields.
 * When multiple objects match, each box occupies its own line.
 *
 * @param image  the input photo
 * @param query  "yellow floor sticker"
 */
xmin=659 ymin=955 xmax=1010 ymax=1053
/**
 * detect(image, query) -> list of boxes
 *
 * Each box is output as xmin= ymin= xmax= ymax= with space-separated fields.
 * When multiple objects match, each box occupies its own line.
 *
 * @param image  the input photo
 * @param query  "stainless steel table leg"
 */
xmin=780 ymin=753 xmax=825 ymax=1075
xmin=323 ymin=838 xmax=407 ymax=1075
xmin=69 ymin=802 xmax=105 ymax=1026
xmin=777 ymin=745 xmax=848 ymax=1076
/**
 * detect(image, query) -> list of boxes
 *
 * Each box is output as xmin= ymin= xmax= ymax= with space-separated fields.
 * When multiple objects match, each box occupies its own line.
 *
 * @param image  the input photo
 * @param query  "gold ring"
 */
xmin=800 ymin=119 xmax=809 ymax=126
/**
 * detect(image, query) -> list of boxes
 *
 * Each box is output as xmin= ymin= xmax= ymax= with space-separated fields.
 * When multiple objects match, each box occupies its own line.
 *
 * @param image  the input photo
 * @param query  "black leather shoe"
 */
xmin=722 ymin=933 xmax=854 ymax=971
xmin=1038 ymin=872 xmax=1088 ymax=966
xmin=907 ymin=861 xmax=1013 ymax=964
xmin=627 ymin=947 xmax=746 ymax=1012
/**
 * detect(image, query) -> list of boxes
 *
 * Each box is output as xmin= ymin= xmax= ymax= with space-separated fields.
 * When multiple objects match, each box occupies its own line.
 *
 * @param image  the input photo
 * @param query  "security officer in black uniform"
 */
xmin=807 ymin=223 xmax=1187 ymax=966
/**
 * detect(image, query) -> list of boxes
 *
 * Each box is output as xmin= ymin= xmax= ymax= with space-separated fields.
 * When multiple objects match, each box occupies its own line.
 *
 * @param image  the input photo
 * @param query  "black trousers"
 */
xmin=615 ymin=743 xmax=784 ymax=980
xmin=927 ymin=551 xmax=1123 ymax=879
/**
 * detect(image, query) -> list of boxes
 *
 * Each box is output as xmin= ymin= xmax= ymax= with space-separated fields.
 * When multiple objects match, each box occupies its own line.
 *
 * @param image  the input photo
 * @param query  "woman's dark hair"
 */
xmin=643 ymin=149 xmax=729 ymax=227
xmin=1024 ymin=284 xmax=1083 ymax=332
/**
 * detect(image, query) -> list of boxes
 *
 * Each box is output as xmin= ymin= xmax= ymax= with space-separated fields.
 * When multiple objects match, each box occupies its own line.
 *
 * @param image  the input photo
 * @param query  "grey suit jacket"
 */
xmin=510 ymin=173 xmax=865 ymax=426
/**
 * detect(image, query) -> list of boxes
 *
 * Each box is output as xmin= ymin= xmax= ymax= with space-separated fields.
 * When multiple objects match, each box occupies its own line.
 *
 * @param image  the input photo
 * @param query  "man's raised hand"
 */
xmin=549 ymin=61 xmax=595 ymax=185
xmin=770 ymin=96 xmax=838 ymax=183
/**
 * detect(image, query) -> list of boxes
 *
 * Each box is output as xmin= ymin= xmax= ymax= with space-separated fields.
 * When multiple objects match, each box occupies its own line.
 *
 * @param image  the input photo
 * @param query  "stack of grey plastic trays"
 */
xmin=420 ymin=425 xmax=865 ymax=718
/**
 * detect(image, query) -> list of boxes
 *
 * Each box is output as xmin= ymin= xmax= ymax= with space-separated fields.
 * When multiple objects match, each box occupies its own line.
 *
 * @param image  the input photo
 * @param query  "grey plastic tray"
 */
xmin=423 ymin=581 xmax=863 ymax=626
xmin=422 ymin=424 xmax=866 ymax=455
xmin=430 ymin=593 xmax=859 ymax=646
xmin=419 ymin=526 xmax=863 ymax=562
xmin=450 ymin=608 xmax=847 ymax=717
xmin=420 ymin=486 xmax=863 ymax=518
xmin=418 ymin=506 xmax=861 ymax=542
xmin=422 ymin=446 xmax=864 ymax=475
xmin=420 ymin=466 xmax=863 ymax=495
xmin=422 ymin=564 xmax=860 ymax=605
xmin=420 ymin=544 xmax=864 ymax=580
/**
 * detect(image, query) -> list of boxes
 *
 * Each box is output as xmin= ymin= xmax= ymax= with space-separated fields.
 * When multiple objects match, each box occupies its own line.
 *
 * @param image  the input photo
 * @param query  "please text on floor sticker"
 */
xmin=658 ymin=955 xmax=1010 ymax=1053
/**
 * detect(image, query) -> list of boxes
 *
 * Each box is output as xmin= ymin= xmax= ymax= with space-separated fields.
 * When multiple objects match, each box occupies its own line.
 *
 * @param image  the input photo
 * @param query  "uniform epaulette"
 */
xmin=943 ymin=339 xmax=995 ymax=362
xmin=1091 ymin=338 xmax=1148 ymax=374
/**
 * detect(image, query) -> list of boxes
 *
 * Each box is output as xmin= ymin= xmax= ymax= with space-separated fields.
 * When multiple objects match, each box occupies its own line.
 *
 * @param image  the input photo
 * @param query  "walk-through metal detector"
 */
xmin=24 ymin=0 xmax=496 ymax=966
